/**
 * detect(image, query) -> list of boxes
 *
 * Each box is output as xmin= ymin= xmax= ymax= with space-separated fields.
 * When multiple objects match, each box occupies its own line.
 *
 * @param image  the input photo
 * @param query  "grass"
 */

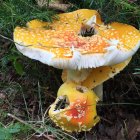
xmin=0 ymin=80 xmax=74 ymax=139
xmin=69 ymin=0 xmax=140 ymax=28
xmin=0 ymin=0 xmax=56 ymax=36
xmin=0 ymin=0 xmax=140 ymax=139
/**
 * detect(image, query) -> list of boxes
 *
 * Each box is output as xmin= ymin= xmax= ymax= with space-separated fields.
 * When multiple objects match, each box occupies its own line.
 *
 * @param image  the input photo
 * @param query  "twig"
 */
xmin=7 ymin=113 xmax=54 ymax=140
xmin=0 ymin=34 xmax=15 ymax=43
xmin=43 ymin=106 xmax=50 ymax=118
xmin=0 ymin=34 xmax=32 ymax=47
xmin=38 ymin=82 xmax=44 ymax=122
xmin=48 ymin=3 xmax=71 ymax=11
xmin=100 ymin=116 xmax=113 ymax=124
xmin=36 ymin=0 xmax=71 ymax=11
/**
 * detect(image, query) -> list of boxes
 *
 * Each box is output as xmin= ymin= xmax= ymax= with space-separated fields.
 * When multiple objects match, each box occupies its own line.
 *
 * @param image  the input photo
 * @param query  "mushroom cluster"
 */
xmin=14 ymin=9 xmax=140 ymax=132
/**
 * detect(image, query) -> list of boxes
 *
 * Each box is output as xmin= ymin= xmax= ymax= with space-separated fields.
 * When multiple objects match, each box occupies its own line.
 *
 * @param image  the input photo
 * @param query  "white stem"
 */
xmin=93 ymin=84 xmax=103 ymax=101
xmin=67 ymin=69 xmax=92 ymax=83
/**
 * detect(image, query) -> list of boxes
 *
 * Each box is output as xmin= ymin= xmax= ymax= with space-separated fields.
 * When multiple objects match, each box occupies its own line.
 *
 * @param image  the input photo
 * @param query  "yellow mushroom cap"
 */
xmin=14 ymin=9 xmax=140 ymax=70
xmin=97 ymin=22 xmax=140 ymax=65
xmin=49 ymin=81 xmax=100 ymax=132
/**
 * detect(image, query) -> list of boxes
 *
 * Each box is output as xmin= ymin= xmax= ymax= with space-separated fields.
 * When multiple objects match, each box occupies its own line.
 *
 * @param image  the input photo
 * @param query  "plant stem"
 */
xmin=7 ymin=113 xmax=54 ymax=140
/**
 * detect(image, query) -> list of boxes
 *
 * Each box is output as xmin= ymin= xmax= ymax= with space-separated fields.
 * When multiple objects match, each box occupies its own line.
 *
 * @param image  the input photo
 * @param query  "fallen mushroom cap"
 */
xmin=49 ymin=81 xmax=100 ymax=132
xmin=13 ymin=9 xmax=140 ymax=70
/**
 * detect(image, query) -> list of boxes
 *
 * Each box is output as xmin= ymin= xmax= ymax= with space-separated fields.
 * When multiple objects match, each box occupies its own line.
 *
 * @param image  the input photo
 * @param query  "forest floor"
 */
xmin=0 ymin=0 xmax=140 ymax=140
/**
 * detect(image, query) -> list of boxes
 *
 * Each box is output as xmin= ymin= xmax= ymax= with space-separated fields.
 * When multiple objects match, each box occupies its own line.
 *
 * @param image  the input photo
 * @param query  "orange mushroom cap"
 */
xmin=49 ymin=81 xmax=100 ymax=132
xmin=13 ymin=9 xmax=140 ymax=70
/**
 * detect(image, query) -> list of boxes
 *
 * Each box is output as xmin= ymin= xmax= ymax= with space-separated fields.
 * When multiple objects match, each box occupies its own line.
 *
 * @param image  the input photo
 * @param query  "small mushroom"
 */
xmin=49 ymin=81 xmax=100 ymax=132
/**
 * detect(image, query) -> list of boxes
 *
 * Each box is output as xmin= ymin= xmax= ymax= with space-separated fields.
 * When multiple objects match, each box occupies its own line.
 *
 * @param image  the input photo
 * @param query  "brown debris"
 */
xmin=0 ymin=92 xmax=6 ymax=99
xmin=36 ymin=0 xmax=72 ymax=11
xmin=48 ymin=3 xmax=71 ymax=11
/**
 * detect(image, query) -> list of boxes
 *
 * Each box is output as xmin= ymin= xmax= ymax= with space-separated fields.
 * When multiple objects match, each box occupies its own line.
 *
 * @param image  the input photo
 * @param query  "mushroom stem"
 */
xmin=93 ymin=84 xmax=103 ymax=101
xmin=67 ymin=69 xmax=92 ymax=83
xmin=66 ymin=69 xmax=104 ymax=100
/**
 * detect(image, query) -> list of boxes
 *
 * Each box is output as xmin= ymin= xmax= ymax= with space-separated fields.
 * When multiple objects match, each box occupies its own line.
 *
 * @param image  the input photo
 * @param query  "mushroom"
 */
xmin=13 ymin=9 xmax=140 ymax=131
xmin=14 ymin=9 xmax=140 ymax=79
xmin=49 ymin=81 xmax=100 ymax=132
xmin=14 ymin=9 xmax=140 ymax=96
